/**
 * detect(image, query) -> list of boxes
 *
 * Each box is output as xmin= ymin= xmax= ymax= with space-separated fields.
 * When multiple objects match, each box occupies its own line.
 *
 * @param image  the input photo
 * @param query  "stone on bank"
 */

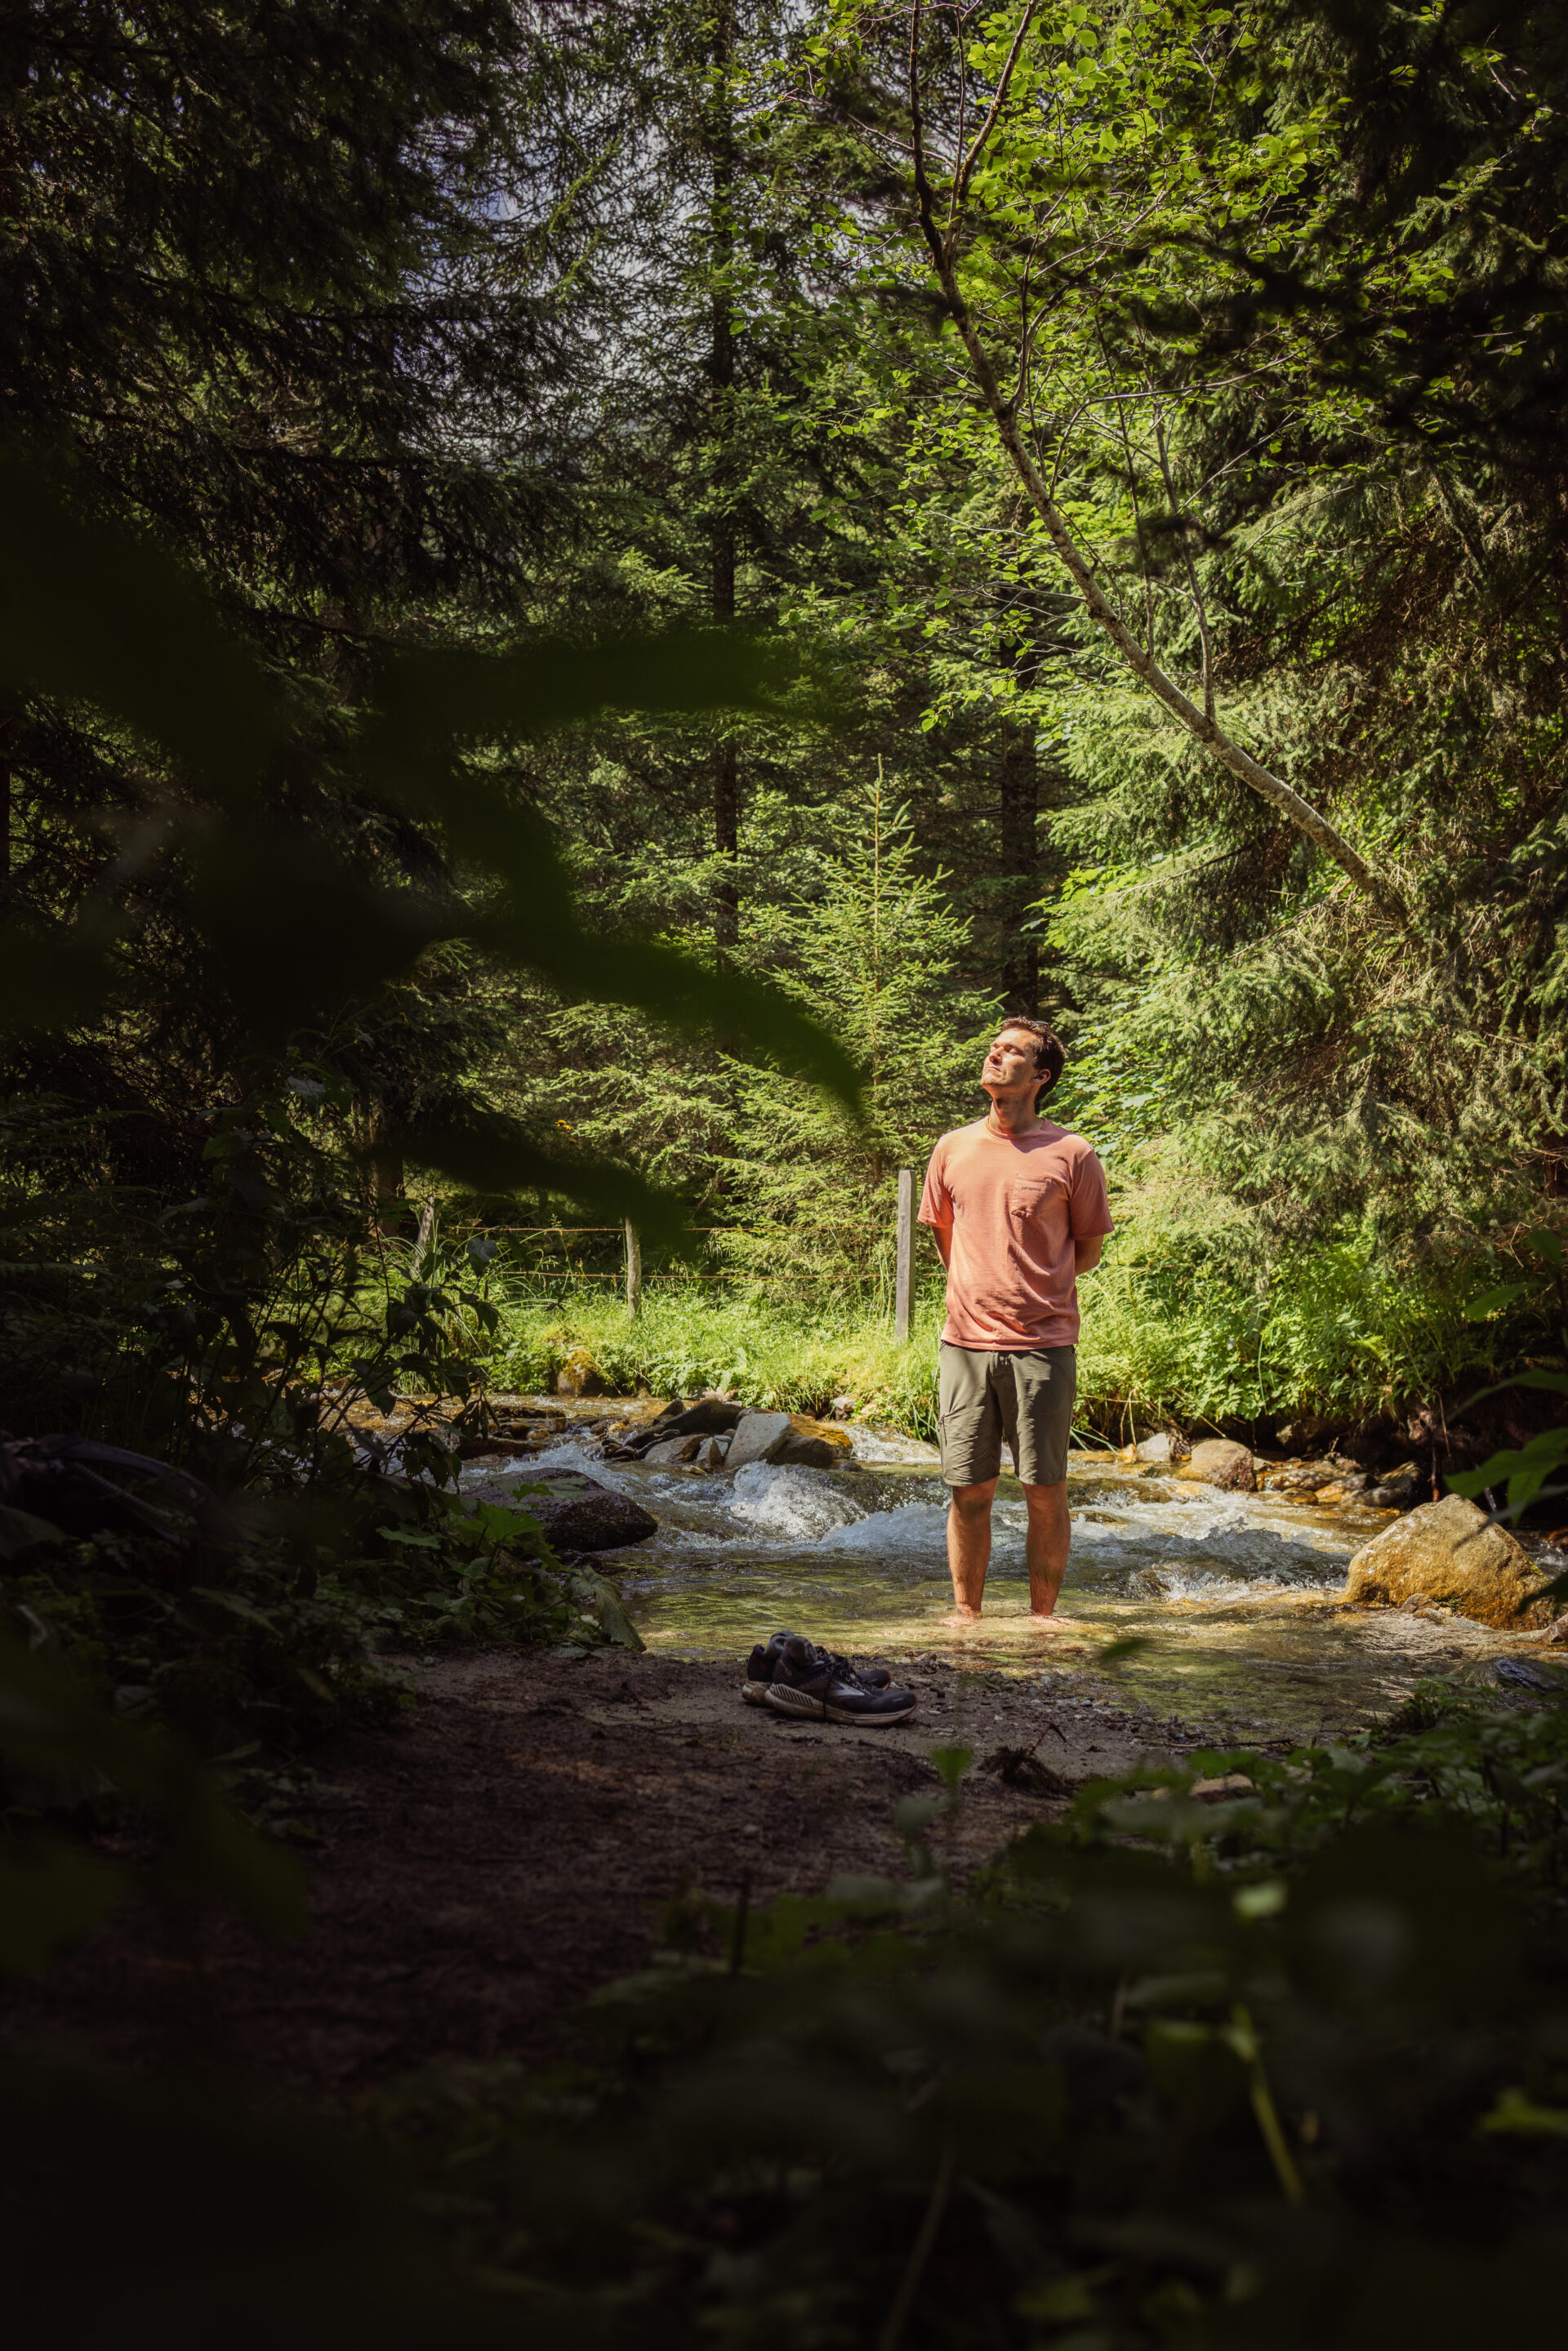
xmin=1342 ymin=1493 xmax=1552 ymax=1631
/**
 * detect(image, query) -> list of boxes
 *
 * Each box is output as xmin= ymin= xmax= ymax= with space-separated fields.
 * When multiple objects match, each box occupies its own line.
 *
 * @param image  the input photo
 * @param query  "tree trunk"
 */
xmin=0 ymin=708 xmax=16 ymax=887
xmin=368 ymin=1147 xmax=405 ymax=1232
xmin=998 ymin=709 xmax=1039 ymax=1014
xmin=363 ymin=1102 xmax=405 ymax=1234
xmin=710 ymin=0 xmax=739 ymax=957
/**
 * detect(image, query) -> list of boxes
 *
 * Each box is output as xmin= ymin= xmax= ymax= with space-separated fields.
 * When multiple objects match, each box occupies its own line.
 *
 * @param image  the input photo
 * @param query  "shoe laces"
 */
xmin=799 ymin=1639 xmax=871 ymax=1688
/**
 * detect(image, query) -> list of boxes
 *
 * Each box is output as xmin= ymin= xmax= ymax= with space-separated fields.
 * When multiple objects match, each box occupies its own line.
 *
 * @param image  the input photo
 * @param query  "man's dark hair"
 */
xmin=999 ymin=1016 xmax=1066 ymax=1105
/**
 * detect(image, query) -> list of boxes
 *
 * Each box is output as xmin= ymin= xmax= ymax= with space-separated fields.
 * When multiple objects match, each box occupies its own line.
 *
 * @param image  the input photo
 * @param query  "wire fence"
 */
xmin=421 ymin=1209 xmax=931 ymax=1311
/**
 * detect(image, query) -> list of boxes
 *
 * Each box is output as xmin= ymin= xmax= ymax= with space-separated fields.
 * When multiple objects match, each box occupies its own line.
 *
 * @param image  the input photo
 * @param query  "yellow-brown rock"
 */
xmin=1342 ymin=1494 xmax=1552 ymax=1630
xmin=555 ymin=1347 xmax=606 ymax=1398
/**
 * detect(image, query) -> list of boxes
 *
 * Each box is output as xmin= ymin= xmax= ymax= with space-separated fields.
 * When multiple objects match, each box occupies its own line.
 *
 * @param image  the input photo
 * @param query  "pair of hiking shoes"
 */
xmin=742 ymin=1629 xmax=917 ymax=1725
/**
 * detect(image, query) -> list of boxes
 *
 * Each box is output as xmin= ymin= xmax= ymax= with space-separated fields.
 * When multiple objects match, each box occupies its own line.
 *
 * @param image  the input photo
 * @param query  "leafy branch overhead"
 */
xmin=0 ymin=461 xmax=860 ymax=1222
xmin=816 ymin=0 xmax=1411 ymax=920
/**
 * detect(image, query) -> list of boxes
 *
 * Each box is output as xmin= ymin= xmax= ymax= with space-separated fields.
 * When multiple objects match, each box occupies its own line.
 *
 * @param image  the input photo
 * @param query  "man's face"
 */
xmin=982 ymin=1028 xmax=1045 ymax=1098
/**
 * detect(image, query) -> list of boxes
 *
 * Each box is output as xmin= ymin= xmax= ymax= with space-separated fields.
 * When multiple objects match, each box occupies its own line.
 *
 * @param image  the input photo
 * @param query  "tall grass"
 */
xmin=491 ymin=1284 xmax=952 ymax=1432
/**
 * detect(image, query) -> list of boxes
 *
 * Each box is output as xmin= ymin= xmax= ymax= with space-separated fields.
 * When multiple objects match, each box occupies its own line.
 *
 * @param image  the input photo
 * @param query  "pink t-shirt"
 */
xmin=917 ymin=1118 xmax=1113 ymax=1350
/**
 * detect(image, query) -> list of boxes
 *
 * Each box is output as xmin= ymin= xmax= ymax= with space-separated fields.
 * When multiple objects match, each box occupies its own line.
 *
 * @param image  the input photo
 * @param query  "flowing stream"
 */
xmin=465 ymin=1416 xmax=1548 ymax=1741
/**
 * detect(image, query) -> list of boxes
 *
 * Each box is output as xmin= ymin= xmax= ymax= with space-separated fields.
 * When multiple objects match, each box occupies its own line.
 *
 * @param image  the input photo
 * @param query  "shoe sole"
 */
xmin=764 ymin=1683 xmax=915 ymax=1725
xmin=825 ymin=1694 xmax=916 ymax=1725
xmin=764 ymin=1682 xmax=826 ymax=1720
xmin=740 ymin=1680 xmax=771 ymax=1706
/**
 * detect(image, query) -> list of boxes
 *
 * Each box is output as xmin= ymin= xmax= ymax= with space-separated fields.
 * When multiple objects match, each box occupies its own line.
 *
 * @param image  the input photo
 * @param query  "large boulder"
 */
xmin=1175 ymin=1438 xmax=1255 ymax=1493
xmin=608 ymin=1396 xmax=743 ymax=1460
xmin=725 ymin=1410 xmax=854 ymax=1472
xmin=467 ymin=1469 xmax=657 ymax=1554
xmin=1343 ymin=1494 xmax=1552 ymax=1630
xmin=723 ymin=1411 xmax=790 ymax=1469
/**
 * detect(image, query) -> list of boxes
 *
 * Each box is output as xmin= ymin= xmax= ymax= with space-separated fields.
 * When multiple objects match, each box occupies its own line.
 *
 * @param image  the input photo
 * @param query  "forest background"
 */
xmin=7 ymin=11 xmax=1568 ymax=2340
xmin=5 ymin=0 xmax=1568 ymax=1458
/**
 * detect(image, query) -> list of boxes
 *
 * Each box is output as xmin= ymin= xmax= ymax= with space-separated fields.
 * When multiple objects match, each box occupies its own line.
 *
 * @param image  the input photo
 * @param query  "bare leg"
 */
xmin=947 ymin=1477 xmax=998 ymax=1618
xmin=1023 ymin=1480 xmax=1071 ymax=1616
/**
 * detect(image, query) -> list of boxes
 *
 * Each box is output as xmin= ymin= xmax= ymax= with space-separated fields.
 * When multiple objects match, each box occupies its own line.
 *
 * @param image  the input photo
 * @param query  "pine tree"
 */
xmin=719 ymin=767 xmax=996 ymax=1299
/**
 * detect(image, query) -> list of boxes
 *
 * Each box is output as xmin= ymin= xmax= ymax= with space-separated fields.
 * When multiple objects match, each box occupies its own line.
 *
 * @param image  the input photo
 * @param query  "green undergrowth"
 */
xmin=359 ymin=1676 xmax=1568 ymax=2345
xmin=7 ymin=1632 xmax=1568 ymax=2344
xmin=488 ymin=1218 xmax=1517 ymax=1439
xmin=1 ymin=1484 xmax=600 ymax=1765
xmin=1076 ymin=1217 xmax=1502 ymax=1433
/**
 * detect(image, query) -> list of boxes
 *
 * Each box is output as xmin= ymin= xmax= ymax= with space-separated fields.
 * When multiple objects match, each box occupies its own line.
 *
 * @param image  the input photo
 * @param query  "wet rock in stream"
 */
xmin=725 ymin=1409 xmax=855 ymax=1472
xmin=464 ymin=1468 xmax=657 ymax=1555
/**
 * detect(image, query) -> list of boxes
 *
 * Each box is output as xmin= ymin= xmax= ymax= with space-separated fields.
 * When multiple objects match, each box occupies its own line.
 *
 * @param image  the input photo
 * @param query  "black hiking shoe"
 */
xmin=742 ymin=1628 xmax=798 ymax=1705
xmin=742 ymin=1632 xmax=894 ymax=1707
xmin=763 ymin=1636 xmax=917 ymax=1726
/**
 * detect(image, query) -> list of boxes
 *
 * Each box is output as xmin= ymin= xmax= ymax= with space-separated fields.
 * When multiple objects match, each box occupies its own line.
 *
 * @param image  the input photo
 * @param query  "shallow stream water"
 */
xmin=464 ymin=1416 xmax=1558 ymax=1743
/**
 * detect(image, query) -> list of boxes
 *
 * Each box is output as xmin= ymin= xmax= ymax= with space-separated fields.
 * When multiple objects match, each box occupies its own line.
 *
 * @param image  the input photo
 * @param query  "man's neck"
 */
xmin=983 ymin=1093 xmax=1045 ymax=1138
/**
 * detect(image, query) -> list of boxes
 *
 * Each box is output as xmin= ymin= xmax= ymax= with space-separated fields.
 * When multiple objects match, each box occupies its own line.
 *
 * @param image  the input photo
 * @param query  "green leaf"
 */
xmin=0 ymin=1632 xmax=304 ymax=1939
xmin=0 ymin=1504 xmax=70 ymax=1562
xmin=0 ymin=456 xmax=858 ymax=1111
xmin=0 ymin=458 xmax=282 ymax=794
xmin=1449 ymin=1428 xmax=1568 ymax=1512
xmin=0 ymin=1842 xmax=131 ymax=1976
xmin=1097 ymin=1635 xmax=1152 ymax=1668
xmin=367 ymin=626 xmax=818 ymax=750
xmin=1456 ymin=1369 xmax=1568 ymax=1411
xmin=390 ymin=1112 xmax=691 ymax=1244
xmin=1481 ymin=2087 xmax=1568 ymax=2137
xmin=189 ymin=1587 xmax=282 ymax=1632
xmin=1463 ymin=1282 xmax=1532 ymax=1320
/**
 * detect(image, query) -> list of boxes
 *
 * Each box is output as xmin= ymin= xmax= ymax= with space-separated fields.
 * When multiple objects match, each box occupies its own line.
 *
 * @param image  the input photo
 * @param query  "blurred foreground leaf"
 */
xmin=0 ymin=460 xmax=862 ymax=1191
xmin=0 ymin=1631 xmax=304 ymax=1954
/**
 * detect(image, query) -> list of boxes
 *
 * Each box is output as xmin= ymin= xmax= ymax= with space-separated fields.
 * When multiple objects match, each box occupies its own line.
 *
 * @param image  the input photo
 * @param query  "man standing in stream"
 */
xmin=918 ymin=1019 xmax=1114 ymax=1622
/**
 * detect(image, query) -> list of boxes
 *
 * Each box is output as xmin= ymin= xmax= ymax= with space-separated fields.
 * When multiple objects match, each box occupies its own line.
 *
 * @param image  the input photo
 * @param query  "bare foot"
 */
xmin=946 ymin=1605 xmax=983 ymax=1623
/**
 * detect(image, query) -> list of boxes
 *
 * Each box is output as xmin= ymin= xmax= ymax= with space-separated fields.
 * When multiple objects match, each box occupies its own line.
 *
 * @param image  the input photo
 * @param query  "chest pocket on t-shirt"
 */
xmin=1009 ymin=1178 xmax=1065 ymax=1222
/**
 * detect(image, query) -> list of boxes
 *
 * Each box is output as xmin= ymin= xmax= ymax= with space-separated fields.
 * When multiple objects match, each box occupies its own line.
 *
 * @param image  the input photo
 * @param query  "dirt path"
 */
xmin=2 ymin=1650 xmax=1195 ymax=2091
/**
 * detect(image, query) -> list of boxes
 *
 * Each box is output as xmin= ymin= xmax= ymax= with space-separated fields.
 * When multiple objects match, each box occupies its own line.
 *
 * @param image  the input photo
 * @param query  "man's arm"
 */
xmin=916 ymin=1144 xmax=951 ymax=1272
xmin=1074 ymin=1232 xmax=1104 ymax=1276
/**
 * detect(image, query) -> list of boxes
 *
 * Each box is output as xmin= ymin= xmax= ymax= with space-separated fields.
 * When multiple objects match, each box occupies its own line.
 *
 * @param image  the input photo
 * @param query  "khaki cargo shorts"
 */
xmin=937 ymin=1342 xmax=1076 ymax=1489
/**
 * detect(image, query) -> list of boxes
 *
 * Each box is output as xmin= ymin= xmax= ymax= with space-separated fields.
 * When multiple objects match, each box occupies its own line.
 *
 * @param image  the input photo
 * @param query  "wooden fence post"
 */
xmin=894 ymin=1168 xmax=913 ymax=1343
xmin=625 ymin=1220 xmax=643 ymax=1319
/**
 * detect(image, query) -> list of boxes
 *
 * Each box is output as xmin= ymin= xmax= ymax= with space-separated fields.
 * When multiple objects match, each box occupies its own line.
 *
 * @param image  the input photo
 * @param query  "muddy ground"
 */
xmin=1 ymin=1648 xmax=1212 ymax=2091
